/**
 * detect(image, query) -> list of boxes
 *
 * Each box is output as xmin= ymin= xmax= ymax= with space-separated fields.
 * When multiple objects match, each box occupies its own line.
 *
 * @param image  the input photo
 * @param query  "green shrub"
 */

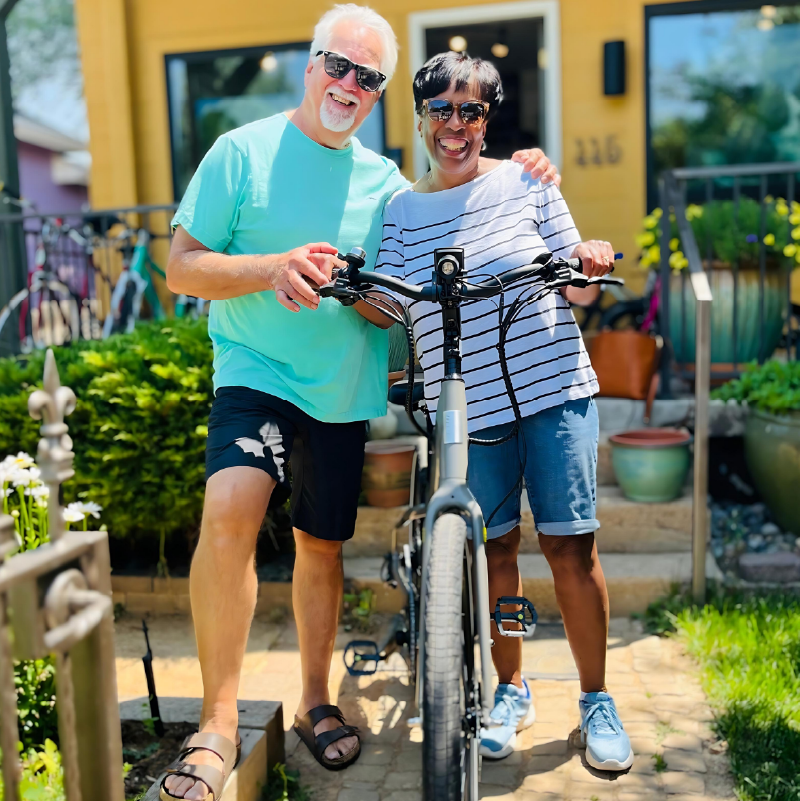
xmin=712 ymin=360 xmax=800 ymax=415
xmin=15 ymin=659 xmax=58 ymax=753
xmin=0 ymin=740 xmax=65 ymax=801
xmin=0 ymin=319 xmax=213 ymax=550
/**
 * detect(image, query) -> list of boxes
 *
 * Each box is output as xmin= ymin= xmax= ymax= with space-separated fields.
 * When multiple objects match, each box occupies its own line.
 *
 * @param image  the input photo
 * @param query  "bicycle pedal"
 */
xmin=343 ymin=640 xmax=383 ymax=676
xmin=492 ymin=596 xmax=538 ymax=638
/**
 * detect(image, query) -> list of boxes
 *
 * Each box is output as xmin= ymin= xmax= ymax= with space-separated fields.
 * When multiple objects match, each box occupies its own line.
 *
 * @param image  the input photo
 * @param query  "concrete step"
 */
xmin=597 ymin=435 xmax=615 ymax=486
xmin=345 ymin=486 xmax=694 ymax=558
xmin=519 ymin=486 xmax=693 ymax=554
xmin=344 ymin=551 xmax=722 ymax=621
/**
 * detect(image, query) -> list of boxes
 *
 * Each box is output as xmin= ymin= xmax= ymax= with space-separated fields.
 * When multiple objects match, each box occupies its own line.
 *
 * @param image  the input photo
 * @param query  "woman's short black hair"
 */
xmin=413 ymin=52 xmax=503 ymax=116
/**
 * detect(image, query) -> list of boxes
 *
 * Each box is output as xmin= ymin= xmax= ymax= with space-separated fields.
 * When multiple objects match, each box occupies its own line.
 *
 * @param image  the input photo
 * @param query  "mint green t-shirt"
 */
xmin=172 ymin=113 xmax=409 ymax=423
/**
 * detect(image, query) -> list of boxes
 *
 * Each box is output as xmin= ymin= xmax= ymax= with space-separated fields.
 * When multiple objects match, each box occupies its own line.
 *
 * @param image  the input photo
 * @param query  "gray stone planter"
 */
xmin=119 ymin=698 xmax=284 ymax=801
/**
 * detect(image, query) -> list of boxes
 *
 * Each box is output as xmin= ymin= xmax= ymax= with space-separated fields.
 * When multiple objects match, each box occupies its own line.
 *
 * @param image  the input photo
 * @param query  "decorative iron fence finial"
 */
xmin=27 ymin=348 xmax=77 ymax=542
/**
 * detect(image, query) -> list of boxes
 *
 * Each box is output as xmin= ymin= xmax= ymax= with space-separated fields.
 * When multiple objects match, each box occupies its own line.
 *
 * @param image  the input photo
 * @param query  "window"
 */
xmin=646 ymin=2 xmax=800 ymax=204
xmin=166 ymin=43 xmax=386 ymax=199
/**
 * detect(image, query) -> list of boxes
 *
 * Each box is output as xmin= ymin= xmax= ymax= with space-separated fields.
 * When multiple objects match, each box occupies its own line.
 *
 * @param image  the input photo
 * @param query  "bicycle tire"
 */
xmin=422 ymin=512 xmax=474 ymax=801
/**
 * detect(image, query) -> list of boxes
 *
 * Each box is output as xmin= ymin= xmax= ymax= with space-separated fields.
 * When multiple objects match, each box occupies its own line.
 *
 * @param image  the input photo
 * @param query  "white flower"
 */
xmin=34 ymin=496 xmax=48 ymax=509
xmin=10 ymin=468 xmax=32 ymax=487
xmin=62 ymin=507 xmax=85 ymax=523
xmin=25 ymin=485 xmax=49 ymax=499
xmin=8 ymin=453 xmax=34 ymax=469
xmin=66 ymin=501 xmax=102 ymax=520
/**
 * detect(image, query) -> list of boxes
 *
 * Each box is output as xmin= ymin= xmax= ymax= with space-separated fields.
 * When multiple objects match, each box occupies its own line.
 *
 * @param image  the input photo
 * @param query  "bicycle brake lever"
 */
xmin=548 ymin=268 xmax=625 ymax=289
xmin=587 ymin=275 xmax=625 ymax=286
xmin=318 ymin=279 xmax=361 ymax=306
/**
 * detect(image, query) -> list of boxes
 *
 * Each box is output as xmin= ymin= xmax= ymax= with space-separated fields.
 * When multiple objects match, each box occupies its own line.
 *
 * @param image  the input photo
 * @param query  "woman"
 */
xmin=374 ymin=52 xmax=633 ymax=771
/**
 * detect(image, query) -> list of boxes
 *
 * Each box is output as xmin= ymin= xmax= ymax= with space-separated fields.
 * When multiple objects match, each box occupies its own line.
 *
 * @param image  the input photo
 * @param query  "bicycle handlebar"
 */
xmin=319 ymin=250 xmax=624 ymax=305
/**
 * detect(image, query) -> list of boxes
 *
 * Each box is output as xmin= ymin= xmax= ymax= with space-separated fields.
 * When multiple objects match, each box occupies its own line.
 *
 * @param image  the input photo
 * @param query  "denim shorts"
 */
xmin=467 ymin=397 xmax=599 ymax=539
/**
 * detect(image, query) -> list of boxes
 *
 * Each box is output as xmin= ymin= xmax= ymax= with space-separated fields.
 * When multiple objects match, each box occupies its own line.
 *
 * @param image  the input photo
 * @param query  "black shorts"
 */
xmin=206 ymin=387 xmax=366 ymax=542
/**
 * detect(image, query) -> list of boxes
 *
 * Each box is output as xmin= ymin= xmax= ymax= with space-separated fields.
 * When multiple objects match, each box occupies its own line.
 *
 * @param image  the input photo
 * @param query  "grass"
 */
xmin=642 ymin=589 xmax=800 ymax=801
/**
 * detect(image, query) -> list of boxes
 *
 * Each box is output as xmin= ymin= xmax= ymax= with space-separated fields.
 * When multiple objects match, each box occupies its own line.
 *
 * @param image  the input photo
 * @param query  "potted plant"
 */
xmin=608 ymin=428 xmax=692 ymax=502
xmin=636 ymin=198 xmax=800 ymax=365
xmin=713 ymin=361 xmax=800 ymax=534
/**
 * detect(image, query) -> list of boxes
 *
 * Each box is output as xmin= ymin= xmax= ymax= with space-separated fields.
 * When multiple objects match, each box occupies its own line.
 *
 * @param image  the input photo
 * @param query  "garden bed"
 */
xmin=123 ymin=719 xmax=198 ymax=799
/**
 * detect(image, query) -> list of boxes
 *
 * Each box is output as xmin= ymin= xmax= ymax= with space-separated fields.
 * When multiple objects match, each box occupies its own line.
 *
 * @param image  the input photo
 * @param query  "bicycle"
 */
xmin=101 ymin=227 xmax=168 ymax=338
xmin=0 ymin=216 xmax=99 ymax=353
xmin=320 ymin=246 xmax=624 ymax=800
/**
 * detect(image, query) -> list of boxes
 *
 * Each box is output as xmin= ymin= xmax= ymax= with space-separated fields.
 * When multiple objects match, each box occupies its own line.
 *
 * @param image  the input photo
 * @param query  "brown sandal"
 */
xmin=159 ymin=732 xmax=241 ymax=801
xmin=293 ymin=704 xmax=361 ymax=771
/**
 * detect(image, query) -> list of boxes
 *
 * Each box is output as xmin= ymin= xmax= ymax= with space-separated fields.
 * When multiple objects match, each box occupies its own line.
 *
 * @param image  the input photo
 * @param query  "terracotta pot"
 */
xmin=362 ymin=441 xmax=416 ymax=507
xmin=388 ymin=370 xmax=405 ymax=387
xmin=609 ymin=428 xmax=692 ymax=503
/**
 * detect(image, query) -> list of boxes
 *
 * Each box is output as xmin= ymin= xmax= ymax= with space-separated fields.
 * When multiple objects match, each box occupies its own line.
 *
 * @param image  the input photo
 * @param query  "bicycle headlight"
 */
xmin=438 ymin=256 xmax=458 ymax=276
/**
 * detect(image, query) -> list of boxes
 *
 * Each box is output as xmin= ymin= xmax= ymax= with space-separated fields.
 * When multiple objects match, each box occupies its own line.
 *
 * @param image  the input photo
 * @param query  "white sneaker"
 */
xmin=479 ymin=678 xmax=536 ymax=760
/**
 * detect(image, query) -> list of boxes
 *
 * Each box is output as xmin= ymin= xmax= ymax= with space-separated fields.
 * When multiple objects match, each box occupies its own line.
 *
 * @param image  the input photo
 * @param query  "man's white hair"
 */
xmin=310 ymin=4 xmax=399 ymax=83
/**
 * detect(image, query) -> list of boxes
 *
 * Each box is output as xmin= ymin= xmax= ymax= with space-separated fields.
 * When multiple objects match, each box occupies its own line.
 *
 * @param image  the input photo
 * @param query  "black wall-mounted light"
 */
xmin=603 ymin=40 xmax=626 ymax=96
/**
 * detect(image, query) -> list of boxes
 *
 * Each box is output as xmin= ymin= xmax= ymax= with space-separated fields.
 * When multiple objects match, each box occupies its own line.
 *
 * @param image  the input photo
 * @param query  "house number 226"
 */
xmin=575 ymin=135 xmax=622 ymax=166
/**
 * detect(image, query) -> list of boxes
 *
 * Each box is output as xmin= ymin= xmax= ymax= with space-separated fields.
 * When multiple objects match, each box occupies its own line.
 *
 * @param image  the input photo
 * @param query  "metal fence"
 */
xmin=0 ymin=350 xmax=124 ymax=800
xmin=658 ymin=161 xmax=800 ymax=600
xmin=0 ymin=204 xmax=178 ymax=358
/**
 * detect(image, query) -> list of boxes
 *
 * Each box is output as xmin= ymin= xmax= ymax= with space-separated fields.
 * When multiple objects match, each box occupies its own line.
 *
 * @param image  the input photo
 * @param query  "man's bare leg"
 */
xmin=293 ymin=528 xmax=358 ymax=760
xmin=486 ymin=527 xmax=524 ymax=688
xmin=164 ymin=467 xmax=274 ymax=800
xmin=538 ymin=531 xmax=609 ymax=692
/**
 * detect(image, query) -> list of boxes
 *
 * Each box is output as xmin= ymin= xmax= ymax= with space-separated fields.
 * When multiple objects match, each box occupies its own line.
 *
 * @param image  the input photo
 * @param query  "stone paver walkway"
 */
xmin=115 ymin=614 xmax=734 ymax=800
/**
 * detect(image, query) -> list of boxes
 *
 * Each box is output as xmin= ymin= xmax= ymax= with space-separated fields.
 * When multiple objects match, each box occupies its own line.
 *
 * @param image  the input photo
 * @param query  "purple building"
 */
xmin=15 ymin=115 xmax=89 ymax=214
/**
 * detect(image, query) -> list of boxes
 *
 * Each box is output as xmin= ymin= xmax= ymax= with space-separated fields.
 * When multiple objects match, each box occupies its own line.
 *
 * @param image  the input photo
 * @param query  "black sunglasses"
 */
xmin=315 ymin=50 xmax=386 ymax=93
xmin=423 ymin=98 xmax=490 ymax=125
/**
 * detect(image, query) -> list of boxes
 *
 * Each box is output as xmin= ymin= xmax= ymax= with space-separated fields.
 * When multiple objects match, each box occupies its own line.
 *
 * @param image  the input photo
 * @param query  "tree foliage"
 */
xmin=6 ymin=0 xmax=81 ymax=99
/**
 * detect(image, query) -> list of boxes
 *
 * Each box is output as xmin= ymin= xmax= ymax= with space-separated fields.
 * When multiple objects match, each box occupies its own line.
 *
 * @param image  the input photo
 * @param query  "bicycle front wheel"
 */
xmin=422 ymin=512 xmax=477 ymax=801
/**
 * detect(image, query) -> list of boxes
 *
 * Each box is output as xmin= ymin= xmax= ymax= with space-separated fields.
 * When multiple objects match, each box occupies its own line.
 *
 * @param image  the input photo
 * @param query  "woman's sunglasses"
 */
xmin=315 ymin=51 xmax=386 ymax=93
xmin=423 ymin=99 xmax=490 ymax=125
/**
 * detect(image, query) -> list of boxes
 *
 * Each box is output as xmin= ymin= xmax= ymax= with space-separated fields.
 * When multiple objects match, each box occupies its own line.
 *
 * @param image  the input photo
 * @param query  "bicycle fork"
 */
xmin=417 ymin=376 xmax=495 ymax=726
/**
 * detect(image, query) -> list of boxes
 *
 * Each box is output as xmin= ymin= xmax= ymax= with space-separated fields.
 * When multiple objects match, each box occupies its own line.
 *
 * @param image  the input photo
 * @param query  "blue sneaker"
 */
xmin=479 ymin=679 xmax=536 ymax=759
xmin=579 ymin=692 xmax=634 ymax=771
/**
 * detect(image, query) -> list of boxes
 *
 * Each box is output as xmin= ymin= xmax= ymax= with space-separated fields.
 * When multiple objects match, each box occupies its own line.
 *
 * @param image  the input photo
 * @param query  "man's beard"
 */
xmin=320 ymin=90 xmax=360 ymax=133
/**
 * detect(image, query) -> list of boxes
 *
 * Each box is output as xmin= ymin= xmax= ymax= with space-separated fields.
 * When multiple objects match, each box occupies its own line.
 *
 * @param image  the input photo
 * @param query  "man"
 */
xmin=162 ymin=5 xmax=560 ymax=797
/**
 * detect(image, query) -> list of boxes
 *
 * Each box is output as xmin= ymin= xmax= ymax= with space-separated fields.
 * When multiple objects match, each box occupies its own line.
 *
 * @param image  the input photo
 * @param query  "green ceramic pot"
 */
xmin=609 ymin=429 xmax=692 ymax=503
xmin=669 ymin=267 xmax=785 ymax=365
xmin=744 ymin=408 xmax=800 ymax=535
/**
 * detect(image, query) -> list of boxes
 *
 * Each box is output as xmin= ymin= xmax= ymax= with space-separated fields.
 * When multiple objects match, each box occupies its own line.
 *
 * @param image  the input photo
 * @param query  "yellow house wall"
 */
xmin=74 ymin=0 xmax=687 ymax=290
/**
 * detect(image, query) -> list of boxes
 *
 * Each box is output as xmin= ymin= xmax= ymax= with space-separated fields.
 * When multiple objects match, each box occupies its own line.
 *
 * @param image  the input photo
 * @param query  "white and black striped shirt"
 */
xmin=375 ymin=160 xmax=598 ymax=433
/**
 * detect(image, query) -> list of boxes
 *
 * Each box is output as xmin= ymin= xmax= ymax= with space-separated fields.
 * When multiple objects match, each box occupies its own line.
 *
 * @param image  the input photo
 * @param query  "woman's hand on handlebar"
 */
xmin=566 ymin=240 xmax=616 ymax=306
xmin=572 ymin=240 xmax=616 ymax=278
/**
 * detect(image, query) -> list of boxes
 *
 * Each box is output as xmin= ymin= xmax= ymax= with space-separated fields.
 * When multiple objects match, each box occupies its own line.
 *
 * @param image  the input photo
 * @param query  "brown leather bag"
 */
xmin=589 ymin=329 xmax=662 ymax=421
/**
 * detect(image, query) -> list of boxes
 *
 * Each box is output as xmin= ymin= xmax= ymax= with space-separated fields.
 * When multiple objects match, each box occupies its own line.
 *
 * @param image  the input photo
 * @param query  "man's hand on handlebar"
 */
xmin=268 ymin=243 xmax=345 ymax=312
xmin=565 ymin=240 xmax=616 ymax=306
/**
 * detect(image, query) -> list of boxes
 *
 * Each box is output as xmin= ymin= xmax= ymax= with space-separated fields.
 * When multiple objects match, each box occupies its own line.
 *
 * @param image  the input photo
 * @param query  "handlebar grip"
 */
xmin=571 ymin=252 xmax=623 ymax=275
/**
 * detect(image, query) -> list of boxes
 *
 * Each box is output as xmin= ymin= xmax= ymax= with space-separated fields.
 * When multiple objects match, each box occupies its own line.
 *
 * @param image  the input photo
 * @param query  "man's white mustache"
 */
xmin=327 ymin=88 xmax=360 ymax=109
